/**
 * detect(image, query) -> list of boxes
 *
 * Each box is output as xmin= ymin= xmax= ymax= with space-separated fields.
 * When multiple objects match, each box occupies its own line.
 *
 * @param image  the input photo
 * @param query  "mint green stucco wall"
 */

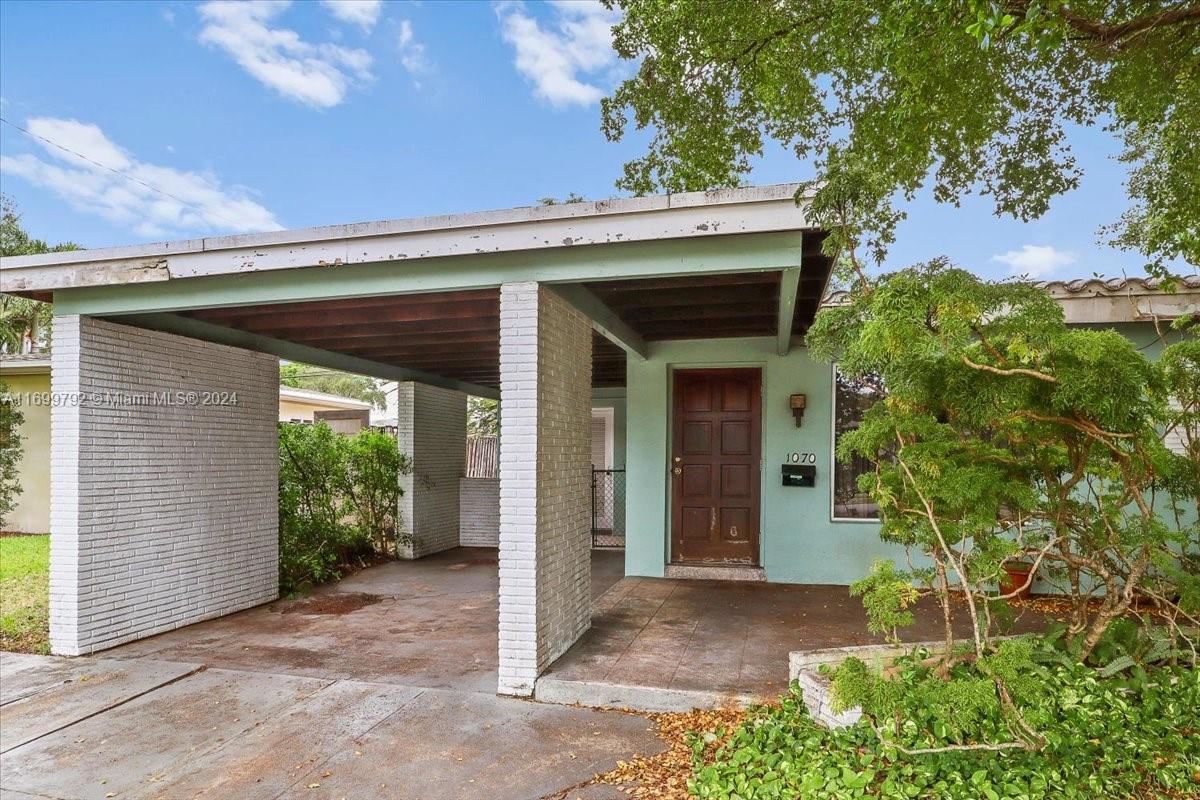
xmin=623 ymin=336 xmax=904 ymax=585
xmin=622 ymin=322 xmax=1184 ymax=586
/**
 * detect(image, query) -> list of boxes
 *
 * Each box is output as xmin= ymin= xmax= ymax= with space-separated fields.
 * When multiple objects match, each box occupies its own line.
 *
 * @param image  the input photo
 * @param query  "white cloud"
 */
xmin=495 ymin=0 xmax=619 ymax=107
xmin=991 ymin=244 xmax=1078 ymax=279
xmin=198 ymin=1 xmax=373 ymax=108
xmin=320 ymin=0 xmax=382 ymax=32
xmin=397 ymin=19 xmax=429 ymax=79
xmin=0 ymin=117 xmax=281 ymax=238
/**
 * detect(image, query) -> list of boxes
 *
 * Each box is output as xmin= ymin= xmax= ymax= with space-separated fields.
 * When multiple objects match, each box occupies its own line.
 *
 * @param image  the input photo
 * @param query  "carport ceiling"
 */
xmin=178 ymin=235 xmax=832 ymax=391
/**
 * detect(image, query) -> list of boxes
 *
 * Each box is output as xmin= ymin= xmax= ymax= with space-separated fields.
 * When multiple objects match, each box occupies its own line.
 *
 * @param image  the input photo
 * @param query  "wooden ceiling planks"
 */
xmin=177 ymin=230 xmax=833 ymax=391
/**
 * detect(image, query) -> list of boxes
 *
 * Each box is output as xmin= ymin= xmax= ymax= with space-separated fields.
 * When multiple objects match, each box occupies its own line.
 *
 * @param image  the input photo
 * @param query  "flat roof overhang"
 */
xmin=0 ymin=184 xmax=835 ymax=396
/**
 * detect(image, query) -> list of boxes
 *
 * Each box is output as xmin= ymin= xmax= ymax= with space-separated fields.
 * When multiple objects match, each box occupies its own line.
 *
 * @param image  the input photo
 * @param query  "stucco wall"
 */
xmin=2 ymin=371 xmax=51 ymax=533
xmin=278 ymin=398 xmax=324 ymax=422
xmin=624 ymin=323 xmax=1183 ymax=586
xmin=624 ymin=336 xmax=903 ymax=585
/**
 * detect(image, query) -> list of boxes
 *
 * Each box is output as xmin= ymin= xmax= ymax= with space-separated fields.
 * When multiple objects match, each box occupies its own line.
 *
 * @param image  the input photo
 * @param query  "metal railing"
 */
xmin=591 ymin=468 xmax=626 ymax=548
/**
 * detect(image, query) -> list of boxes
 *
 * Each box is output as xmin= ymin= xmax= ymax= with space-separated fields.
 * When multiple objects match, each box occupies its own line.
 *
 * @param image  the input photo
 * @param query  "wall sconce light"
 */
xmin=790 ymin=394 xmax=807 ymax=427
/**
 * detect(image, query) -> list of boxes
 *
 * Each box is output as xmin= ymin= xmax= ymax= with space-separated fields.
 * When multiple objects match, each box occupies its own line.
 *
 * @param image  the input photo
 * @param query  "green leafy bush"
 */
xmin=0 ymin=379 xmax=24 ymax=527
xmin=807 ymin=263 xmax=1199 ymax=662
xmin=691 ymin=655 xmax=1200 ymax=800
xmin=278 ymin=422 xmax=410 ymax=593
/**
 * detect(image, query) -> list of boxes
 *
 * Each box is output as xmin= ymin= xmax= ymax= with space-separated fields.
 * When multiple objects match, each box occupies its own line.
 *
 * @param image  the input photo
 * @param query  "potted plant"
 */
xmin=999 ymin=560 xmax=1034 ymax=600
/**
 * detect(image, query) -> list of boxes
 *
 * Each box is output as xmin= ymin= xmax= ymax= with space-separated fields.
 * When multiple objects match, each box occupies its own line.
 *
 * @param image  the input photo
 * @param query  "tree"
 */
xmin=279 ymin=363 xmax=387 ymax=409
xmin=806 ymin=263 xmax=1199 ymax=662
xmin=0 ymin=195 xmax=78 ymax=353
xmin=0 ymin=383 xmax=24 ymax=527
xmin=468 ymin=396 xmax=499 ymax=437
xmin=602 ymin=1 xmax=1199 ymax=275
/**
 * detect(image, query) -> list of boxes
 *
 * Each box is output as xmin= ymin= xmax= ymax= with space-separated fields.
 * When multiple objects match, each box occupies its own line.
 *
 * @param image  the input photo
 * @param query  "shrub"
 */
xmin=278 ymin=422 xmax=410 ymax=593
xmin=0 ymin=379 xmax=24 ymax=528
xmin=806 ymin=263 xmax=1200 ymax=663
xmin=691 ymin=655 xmax=1200 ymax=800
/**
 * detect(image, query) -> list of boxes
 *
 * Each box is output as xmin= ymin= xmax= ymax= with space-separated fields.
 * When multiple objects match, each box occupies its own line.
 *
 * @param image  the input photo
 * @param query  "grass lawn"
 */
xmin=0 ymin=534 xmax=50 ymax=654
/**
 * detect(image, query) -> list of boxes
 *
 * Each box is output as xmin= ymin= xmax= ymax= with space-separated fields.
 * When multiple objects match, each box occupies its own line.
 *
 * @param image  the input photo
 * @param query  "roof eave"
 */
xmin=0 ymin=184 xmax=813 ymax=295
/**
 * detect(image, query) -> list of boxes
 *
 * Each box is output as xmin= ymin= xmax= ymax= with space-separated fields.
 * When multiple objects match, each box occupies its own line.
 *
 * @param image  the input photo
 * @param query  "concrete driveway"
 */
xmin=0 ymin=549 xmax=654 ymax=800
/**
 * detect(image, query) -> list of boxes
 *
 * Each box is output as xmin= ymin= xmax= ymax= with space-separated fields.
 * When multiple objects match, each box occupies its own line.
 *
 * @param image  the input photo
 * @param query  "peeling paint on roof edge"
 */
xmin=0 ymin=183 xmax=815 ymax=294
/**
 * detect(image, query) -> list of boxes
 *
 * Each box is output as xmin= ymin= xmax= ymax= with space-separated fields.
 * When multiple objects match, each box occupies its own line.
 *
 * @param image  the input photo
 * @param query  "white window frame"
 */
xmin=830 ymin=365 xmax=883 ymax=523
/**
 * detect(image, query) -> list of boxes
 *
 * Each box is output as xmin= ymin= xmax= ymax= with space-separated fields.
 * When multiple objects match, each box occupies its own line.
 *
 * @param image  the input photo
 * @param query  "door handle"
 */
xmin=672 ymin=467 xmax=682 ymax=475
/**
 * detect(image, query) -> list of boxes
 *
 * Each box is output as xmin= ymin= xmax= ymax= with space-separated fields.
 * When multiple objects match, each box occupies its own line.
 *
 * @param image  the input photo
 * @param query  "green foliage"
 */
xmin=691 ymin=655 xmax=1200 ymax=799
xmin=1 ymin=194 xmax=77 ymax=354
xmin=807 ymin=263 xmax=1199 ymax=660
xmin=279 ymin=363 xmax=387 ymax=409
xmin=850 ymin=560 xmax=919 ymax=643
xmin=467 ymin=395 xmax=499 ymax=437
xmin=343 ymin=428 xmax=408 ymax=556
xmin=603 ymin=1 xmax=1199 ymax=274
xmin=0 ymin=534 xmax=49 ymax=654
xmin=278 ymin=422 xmax=410 ymax=593
xmin=538 ymin=192 xmax=587 ymax=205
xmin=0 ymin=380 xmax=25 ymax=527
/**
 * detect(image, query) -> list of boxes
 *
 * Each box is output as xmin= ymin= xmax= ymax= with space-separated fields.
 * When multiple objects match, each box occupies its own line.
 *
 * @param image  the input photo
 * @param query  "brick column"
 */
xmin=395 ymin=381 xmax=467 ymax=558
xmin=49 ymin=316 xmax=279 ymax=655
xmin=497 ymin=283 xmax=592 ymax=696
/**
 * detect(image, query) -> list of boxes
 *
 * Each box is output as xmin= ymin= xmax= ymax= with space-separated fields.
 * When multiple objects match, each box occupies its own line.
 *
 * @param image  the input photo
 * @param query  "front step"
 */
xmin=534 ymin=677 xmax=767 ymax=713
xmin=664 ymin=564 xmax=766 ymax=582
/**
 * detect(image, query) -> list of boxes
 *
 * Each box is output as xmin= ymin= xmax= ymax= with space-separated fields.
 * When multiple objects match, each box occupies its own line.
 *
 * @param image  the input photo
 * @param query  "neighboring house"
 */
xmin=0 ymin=353 xmax=51 ymax=534
xmin=1 ymin=183 xmax=1194 ymax=698
xmin=0 ymin=358 xmax=373 ymax=532
xmin=277 ymin=385 xmax=373 ymax=432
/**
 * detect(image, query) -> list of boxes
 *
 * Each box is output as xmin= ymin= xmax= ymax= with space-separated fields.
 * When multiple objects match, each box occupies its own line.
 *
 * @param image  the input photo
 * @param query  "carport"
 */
xmin=0 ymin=183 xmax=832 ymax=696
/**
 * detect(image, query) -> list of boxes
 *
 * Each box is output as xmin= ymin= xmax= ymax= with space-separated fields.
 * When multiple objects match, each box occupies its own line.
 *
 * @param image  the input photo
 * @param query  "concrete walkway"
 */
xmin=537 ymin=576 xmax=1048 ymax=711
xmin=0 ymin=549 xmax=647 ymax=800
xmin=103 ymin=547 xmax=624 ymax=694
xmin=0 ymin=651 xmax=654 ymax=800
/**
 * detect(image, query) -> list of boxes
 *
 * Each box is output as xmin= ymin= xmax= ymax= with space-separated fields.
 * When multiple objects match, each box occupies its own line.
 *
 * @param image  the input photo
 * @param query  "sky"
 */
xmin=0 ymin=0 xmax=1149 ymax=282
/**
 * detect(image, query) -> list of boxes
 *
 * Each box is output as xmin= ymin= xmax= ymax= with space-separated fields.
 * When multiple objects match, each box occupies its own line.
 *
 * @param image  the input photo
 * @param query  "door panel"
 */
xmin=671 ymin=368 xmax=762 ymax=565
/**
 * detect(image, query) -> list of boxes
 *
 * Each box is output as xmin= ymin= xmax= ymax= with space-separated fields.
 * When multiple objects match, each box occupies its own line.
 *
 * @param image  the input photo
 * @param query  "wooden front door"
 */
xmin=671 ymin=368 xmax=762 ymax=565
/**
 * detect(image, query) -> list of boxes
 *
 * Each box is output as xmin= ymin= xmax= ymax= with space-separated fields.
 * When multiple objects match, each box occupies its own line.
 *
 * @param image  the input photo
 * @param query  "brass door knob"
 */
xmin=672 ymin=467 xmax=682 ymax=475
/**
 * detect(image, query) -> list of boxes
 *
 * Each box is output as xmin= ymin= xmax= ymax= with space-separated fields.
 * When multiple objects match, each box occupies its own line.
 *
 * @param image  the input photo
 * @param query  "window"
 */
xmin=831 ymin=368 xmax=886 ymax=520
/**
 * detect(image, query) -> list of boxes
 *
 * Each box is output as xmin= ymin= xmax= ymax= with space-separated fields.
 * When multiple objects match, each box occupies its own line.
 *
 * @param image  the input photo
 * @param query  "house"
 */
xmin=1 ymin=184 xmax=1194 ymax=697
xmin=0 ymin=353 xmax=52 ymax=534
xmin=0 ymin=356 xmax=374 ymax=533
xmin=276 ymin=384 xmax=373 ymax=431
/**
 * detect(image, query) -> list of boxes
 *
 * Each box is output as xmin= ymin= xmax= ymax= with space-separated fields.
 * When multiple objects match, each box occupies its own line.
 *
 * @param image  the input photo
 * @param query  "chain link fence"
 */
xmin=591 ymin=468 xmax=626 ymax=548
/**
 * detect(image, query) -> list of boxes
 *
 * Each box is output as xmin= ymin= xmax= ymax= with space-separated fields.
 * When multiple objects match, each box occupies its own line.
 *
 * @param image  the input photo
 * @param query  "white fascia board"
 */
xmin=0 ymin=184 xmax=811 ymax=294
xmin=278 ymin=385 xmax=374 ymax=410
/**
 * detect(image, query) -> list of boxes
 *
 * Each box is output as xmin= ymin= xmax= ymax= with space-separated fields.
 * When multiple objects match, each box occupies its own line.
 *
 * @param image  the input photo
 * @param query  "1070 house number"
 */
xmin=787 ymin=452 xmax=817 ymax=464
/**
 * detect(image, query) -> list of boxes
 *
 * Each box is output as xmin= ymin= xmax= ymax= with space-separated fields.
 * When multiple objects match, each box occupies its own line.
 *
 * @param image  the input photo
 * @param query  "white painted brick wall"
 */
xmin=459 ymin=477 xmax=500 ymax=547
xmin=49 ymin=316 xmax=279 ymax=655
xmin=497 ymin=283 xmax=592 ymax=696
xmin=396 ymin=382 xmax=467 ymax=558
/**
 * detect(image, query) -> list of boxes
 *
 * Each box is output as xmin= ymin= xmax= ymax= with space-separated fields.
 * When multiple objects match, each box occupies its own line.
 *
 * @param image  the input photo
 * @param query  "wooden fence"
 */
xmin=465 ymin=435 xmax=498 ymax=478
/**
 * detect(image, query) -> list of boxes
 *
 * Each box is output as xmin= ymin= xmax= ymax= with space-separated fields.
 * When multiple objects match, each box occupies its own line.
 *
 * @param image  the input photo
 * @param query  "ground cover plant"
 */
xmin=0 ymin=534 xmax=50 ymax=653
xmin=278 ymin=422 xmax=410 ymax=593
xmin=689 ymin=652 xmax=1199 ymax=800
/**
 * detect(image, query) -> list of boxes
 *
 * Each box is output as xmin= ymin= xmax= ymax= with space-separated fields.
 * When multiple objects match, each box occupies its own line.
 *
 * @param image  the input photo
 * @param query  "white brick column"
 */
xmin=49 ymin=316 xmax=279 ymax=655
xmin=497 ymin=283 xmax=592 ymax=696
xmin=395 ymin=381 xmax=467 ymax=558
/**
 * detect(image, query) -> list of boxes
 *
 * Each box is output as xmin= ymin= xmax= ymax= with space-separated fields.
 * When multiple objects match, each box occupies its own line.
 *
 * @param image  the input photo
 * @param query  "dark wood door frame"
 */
xmin=669 ymin=367 xmax=762 ymax=566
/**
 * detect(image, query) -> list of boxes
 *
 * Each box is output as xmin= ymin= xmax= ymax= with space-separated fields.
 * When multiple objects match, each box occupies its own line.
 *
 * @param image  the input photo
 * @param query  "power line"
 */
xmin=0 ymin=115 xmax=248 ymax=231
